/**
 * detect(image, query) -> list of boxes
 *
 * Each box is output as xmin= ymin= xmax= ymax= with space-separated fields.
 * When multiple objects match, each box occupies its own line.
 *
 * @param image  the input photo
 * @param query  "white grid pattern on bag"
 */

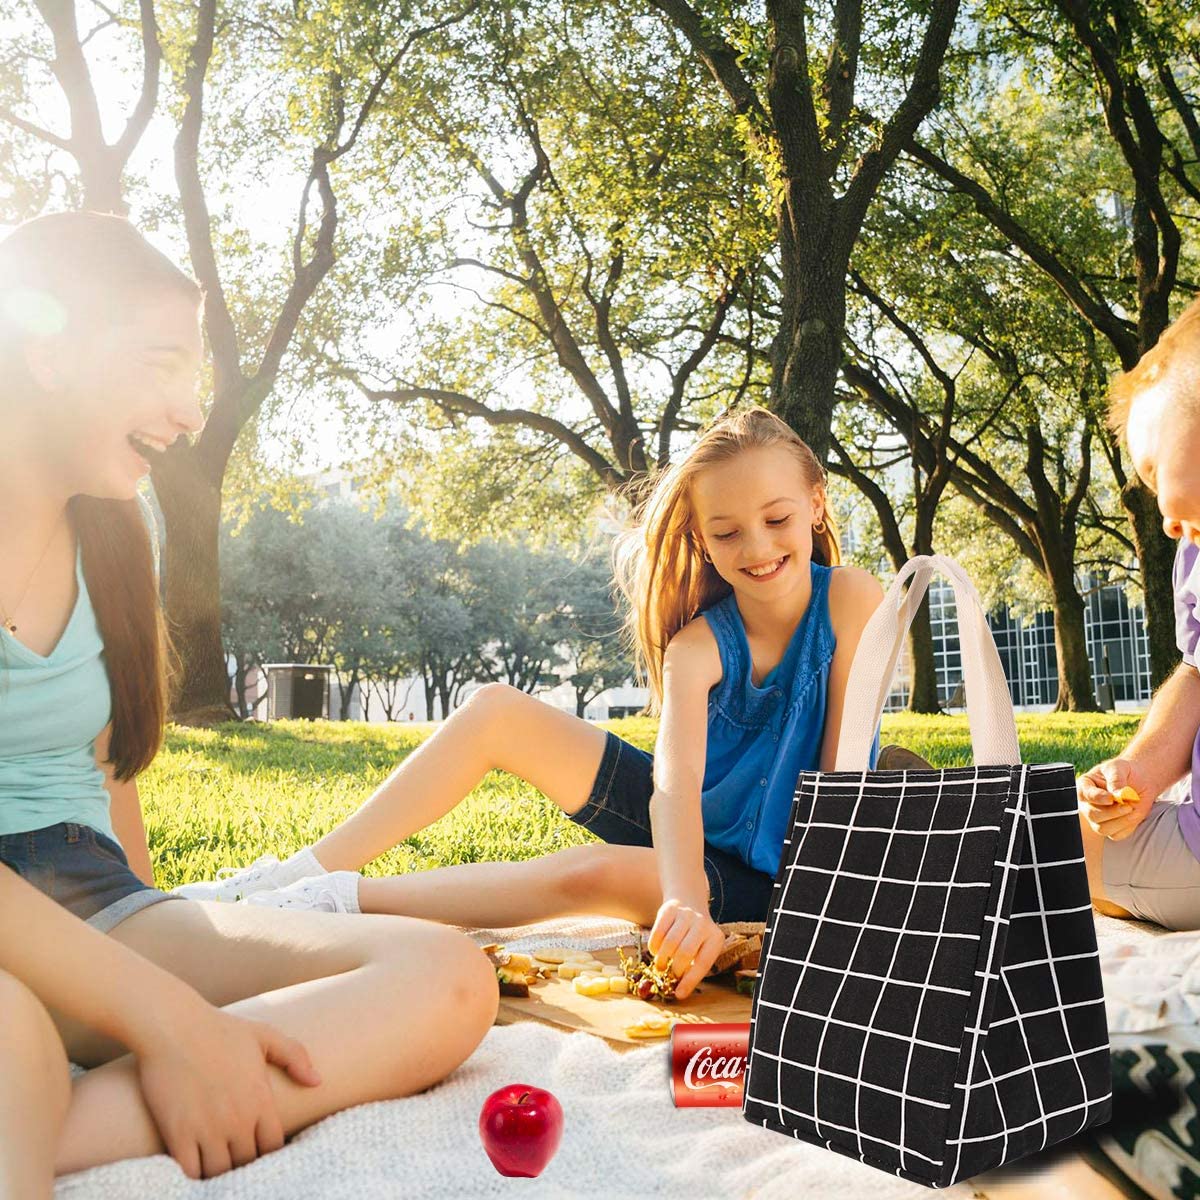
xmin=771 ymin=770 xmax=866 ymax=1135
xmin=745 ymin=763 xmax=1109 ymax=1187
xmin=855 ymin=769 xmax=952 ymax=1166
xmin=752 ymin=766 xmax=1010 ymax=1174
xmin=942 ymin=787 xmax=1106 ymax=1177
xmin=897 ymin=770 xmax=1009 ymax=1175
xmin=944 ymin=764 xmax=1027 ymax=1180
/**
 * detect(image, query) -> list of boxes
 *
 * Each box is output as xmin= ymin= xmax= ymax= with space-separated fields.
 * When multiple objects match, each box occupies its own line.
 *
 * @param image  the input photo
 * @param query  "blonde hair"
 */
xmin=611 ymin=406 xmax=840 ymax=715
xmin=1109 ymin=294 xmax=1200 ymax=440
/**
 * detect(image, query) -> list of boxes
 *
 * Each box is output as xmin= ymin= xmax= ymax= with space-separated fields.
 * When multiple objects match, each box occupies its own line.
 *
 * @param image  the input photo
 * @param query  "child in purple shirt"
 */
xmin=1078 ymin=297 xmax=1200 ymax=928
xmin=1171 ymin=541 xmax=1200 ymax=860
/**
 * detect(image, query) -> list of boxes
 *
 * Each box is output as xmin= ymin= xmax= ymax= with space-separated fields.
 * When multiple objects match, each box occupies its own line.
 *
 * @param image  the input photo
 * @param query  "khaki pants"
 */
xmin=1102 ymin=777 xmax=1200 ymax=930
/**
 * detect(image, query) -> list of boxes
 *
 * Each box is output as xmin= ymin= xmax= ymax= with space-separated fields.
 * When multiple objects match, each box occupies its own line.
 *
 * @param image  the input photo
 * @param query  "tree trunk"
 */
xmin=1122 ymin=479 xmax=1180 ymax=690
xmin=78 ymin=148 xmax=127 ymax=215
xmin=232 ymin=653 xmax=249 ymax=719
xmin=908 ymin=503 xmax=944 ymax=713
xmin=908 ymin=603 xmax=943 ymax=712
xmin=772 ymin=208 xmax=846 ymax=468
xmin=153 ymin=455 xmax=232 ymax=725
xmin=1050 ymin=579 xmax=1098 ymax=712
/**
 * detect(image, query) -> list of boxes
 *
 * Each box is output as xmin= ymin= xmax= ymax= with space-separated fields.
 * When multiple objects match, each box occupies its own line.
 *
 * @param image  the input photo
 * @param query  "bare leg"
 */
xmin=0 ymin=972 xmax=71 ymax=1200
xmin=51 ymin=900 xmax=498 ymax=1176
xmin=1078 ymin=810 xmax=1135 ymax=919
xmin=311 ymin=684 xmax=609 ymax=872
xmin=358 ymin=842 xmax=669 ymax=928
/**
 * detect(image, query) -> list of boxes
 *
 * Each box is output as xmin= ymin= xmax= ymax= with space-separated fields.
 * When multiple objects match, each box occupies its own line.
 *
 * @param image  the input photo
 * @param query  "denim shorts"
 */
xmin=0 ymin=822 xmax=179 ymax=933
xmin=568 ymin=731 xmax=776 ymax=923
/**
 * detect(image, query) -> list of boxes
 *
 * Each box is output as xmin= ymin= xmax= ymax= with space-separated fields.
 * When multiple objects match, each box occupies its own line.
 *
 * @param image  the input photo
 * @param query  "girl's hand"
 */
xmin=1077 ymin=758 xmax=1154 ymax=842
xmin=648 ymin=897 xmax=726 ymax=1001
xmin=131 ymin=1001 xmax=321 ymax=1179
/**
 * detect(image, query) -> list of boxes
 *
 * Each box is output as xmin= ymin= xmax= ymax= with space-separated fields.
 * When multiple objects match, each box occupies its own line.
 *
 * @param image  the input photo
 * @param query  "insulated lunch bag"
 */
xmin=742 ymin=554 xmax=1112 ymax=1187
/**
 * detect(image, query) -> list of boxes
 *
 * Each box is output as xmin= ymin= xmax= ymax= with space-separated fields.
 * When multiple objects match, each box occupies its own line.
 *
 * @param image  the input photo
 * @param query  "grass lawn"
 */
xmin=145 ymin=711 xmax=1145 ymax=890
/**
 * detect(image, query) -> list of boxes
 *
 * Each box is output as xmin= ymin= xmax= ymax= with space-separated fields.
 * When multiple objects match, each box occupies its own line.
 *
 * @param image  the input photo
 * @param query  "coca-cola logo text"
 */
xmin=682 ymin=1045 xmax=747 ymax=1091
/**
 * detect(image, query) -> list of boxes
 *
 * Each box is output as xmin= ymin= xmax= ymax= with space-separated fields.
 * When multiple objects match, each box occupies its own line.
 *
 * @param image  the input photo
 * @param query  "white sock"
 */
xmin=329 ymin=870 xmax=362 ymax=914
xmin=278 ymin=846 xmax=327 ymax=886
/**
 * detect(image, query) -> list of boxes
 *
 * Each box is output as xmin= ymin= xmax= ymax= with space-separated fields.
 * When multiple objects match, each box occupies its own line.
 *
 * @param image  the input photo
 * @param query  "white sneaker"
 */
xmin=172 ymin=849 xmax=321 ymax=903
xmin=243 ymin=871 xmax=362 ymax=914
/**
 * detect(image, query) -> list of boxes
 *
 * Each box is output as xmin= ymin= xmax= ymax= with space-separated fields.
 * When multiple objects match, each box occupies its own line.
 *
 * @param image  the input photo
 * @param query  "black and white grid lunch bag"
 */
xmin=743 ymin=554 xmax=1112 ymax=1188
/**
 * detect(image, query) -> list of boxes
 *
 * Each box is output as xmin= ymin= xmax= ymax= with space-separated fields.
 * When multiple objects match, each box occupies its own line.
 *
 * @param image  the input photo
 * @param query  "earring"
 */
xmin=702 ymin=548 xmax=713 ymax=563
xmin=813 ymin=518 xmax=827 ymax=535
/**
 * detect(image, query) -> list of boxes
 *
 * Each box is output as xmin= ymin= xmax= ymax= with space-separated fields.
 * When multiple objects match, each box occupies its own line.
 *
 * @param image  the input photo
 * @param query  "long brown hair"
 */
xmin=0 ymin=212 xmax=201 ymax=779
xmin=611 ymin=405 xmax=840 ymax=715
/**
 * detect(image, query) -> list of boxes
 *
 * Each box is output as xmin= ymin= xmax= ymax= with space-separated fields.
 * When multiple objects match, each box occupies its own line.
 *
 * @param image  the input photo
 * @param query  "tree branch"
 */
xmin=820 ymin=0 xmax=862 ymax=166
xmin=359 ymin=380 xmax=623 ymax=488
xmin=174 ymin=0 xmax=242 ymax=415
xmin=905 ymin=137 xmax=1141 ymax=367
xmin=0 ymin=105 xmax=70 ymax=151
xmin=647 ymin=0 xmax=771 ymax=152
xmin=839 ymin=0 xmax=960 ymax=241
xmin=113 ymin=0 xmax=161 ymax=166
xmin=658 ymin=268 xmax=745 ymax=465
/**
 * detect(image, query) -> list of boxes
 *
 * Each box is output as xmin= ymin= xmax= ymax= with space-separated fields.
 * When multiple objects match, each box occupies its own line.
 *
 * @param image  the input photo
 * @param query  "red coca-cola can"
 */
xmin=670 ymin=1023 xmax=750 ymax=1107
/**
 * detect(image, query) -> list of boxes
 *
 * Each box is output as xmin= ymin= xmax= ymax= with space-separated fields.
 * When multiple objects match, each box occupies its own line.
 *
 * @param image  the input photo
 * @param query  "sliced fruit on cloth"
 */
xmin=624 ymin=1012 xmax=675 ymax=1039
xmin=573 ymin=975 xmax=611 ymax=996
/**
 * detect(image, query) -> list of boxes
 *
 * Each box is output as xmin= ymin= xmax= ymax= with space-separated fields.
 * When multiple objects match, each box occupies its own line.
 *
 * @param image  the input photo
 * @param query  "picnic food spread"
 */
xmin=483 ymin=922 xmax=763 ymax=1041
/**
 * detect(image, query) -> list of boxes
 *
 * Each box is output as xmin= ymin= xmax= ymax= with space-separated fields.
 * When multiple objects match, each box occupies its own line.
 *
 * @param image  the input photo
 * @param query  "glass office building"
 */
xmin=884 ymin=575 xmax=1152 ymax=711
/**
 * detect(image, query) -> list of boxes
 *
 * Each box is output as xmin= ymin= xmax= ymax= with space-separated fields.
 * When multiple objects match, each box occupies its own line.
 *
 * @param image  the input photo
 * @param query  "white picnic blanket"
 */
xmin=56 ymin=914 xmax=980 ymax=1200
xmin=1093 ymin=908 xmax=1200 ymax=1049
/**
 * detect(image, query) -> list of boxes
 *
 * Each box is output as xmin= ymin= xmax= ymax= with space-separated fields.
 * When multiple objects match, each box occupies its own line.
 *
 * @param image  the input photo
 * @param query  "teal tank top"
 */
xmin=0 ymin=544 xmax=117 ymax=842
xmin=699 ymin=561 xmax=879 ymax=877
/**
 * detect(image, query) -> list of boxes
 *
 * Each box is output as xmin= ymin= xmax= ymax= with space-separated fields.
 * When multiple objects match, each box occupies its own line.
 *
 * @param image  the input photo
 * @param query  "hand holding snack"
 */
xmin=647 ymin=897 xmax=726 ymax=1001
xmin=1077 ymin=758 xmax=1153 ymax=841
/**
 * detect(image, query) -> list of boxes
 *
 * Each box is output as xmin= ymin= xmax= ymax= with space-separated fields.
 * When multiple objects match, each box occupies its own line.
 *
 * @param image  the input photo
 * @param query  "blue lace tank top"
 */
xmin=699 ymin=561 xmax=878 ymax=876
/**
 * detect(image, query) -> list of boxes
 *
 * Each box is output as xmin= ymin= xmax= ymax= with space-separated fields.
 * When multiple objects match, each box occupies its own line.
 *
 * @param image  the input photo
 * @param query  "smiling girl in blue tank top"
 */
xmin=700 ymin=559 xmax=859 ymax=877
xmin=181 ymin=406 xmax=886 ymax=1000
xmin=606 ymin=405 xmax=883 ymax=888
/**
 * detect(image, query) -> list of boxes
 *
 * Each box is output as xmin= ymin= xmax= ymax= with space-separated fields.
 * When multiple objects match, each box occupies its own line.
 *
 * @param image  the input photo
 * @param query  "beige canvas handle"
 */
xmin=834 ymin=555 xmax=1020 ymax=771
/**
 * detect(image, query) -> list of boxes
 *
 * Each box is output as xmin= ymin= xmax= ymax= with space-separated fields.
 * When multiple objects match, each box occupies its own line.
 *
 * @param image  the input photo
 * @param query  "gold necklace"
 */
xmin=0 ymin=516 xmax=66 ymax=637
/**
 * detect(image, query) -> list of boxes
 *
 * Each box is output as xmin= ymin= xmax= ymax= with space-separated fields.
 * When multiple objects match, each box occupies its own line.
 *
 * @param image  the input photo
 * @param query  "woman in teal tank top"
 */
xmin=190 ymin=407 xmax=887 ymax=1011
xmin=0 ymin=213 xmax=495 ymax=1194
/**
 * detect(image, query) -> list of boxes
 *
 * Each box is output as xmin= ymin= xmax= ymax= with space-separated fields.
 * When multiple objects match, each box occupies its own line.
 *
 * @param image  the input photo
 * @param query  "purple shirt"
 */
xmin=1171 ymin=540 xmax=1200 ymax=860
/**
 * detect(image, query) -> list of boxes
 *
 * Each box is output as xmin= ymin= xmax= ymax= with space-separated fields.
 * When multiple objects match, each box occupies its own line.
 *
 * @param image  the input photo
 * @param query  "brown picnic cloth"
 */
xmin=457 ymin=913 xmax=762 ymax=965
xmin=458 ymin=914 xmax=760 ymax=1049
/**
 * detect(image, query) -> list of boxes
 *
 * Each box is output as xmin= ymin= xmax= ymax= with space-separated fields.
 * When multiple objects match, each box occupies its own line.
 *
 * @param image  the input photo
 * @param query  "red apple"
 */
xmin=478 ymin=1083 xmax=564 ymax=1178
